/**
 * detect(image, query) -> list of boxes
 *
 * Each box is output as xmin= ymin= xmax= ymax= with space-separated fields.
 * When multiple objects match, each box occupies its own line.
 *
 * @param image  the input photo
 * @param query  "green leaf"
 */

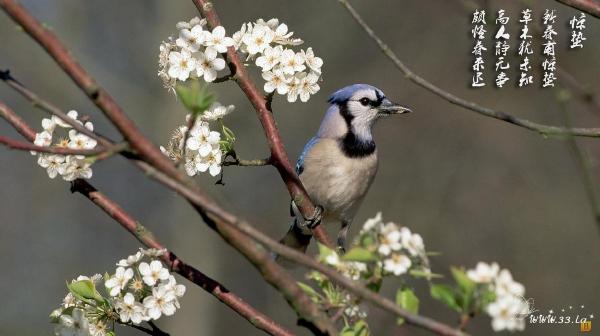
xmin=67 ymin=280 xmax=104 ymax=303
xmin=451 ymin=267 xmax=475 ymax=294
xmin=342 ymin=247 xmax=378 ymax=262
xmin=409 ymin=269 xmax=443 ymax=279
xmin=430 ymin=284 xmax=461 ymax=312
xmin=396 ymin=288 xmax=419 ymax=325
xmin=341 ymin=320 xmax=370 ymax=336
xmin=297 ymin=282 xmax=321 ymax=302
xmin=175 ymin=80 xmax=215 ymax=116
xmin=451 ymin=267 xmax=476 ymax=311
xmin=480 ymin=288 xmax=497 ymax=307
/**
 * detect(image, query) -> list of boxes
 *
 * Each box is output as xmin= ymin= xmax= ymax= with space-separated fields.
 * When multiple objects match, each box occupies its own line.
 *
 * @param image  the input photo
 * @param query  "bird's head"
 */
xmin=321 ymin=84 xmax=411 ymax=141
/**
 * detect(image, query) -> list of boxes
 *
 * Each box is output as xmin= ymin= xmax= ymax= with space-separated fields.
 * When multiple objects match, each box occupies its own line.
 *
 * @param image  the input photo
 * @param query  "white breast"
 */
xmin=300 ymin=138 xmax=378 ymax=221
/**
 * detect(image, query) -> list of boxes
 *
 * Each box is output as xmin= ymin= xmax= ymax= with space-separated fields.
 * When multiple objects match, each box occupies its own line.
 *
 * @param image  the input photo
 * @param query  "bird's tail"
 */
xmin=274 ymin=218 xmax=313 ymax=267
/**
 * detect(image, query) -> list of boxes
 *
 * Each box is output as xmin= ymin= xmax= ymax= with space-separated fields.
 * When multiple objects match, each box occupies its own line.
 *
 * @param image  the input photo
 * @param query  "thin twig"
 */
xmin=223 ymin=156 xmax=271 ymax=166
xmin=1 ymin=69 xmax=113 ymax=147
xmin=0 ymin=135 xmax=126 ymax=158
xmin=337 ymin=0 xmax=600 ymax=138
xmin=555 ymin=0 xmax=600 ymax=18
xmin=556 ymin=92 xmax=600 ymax=231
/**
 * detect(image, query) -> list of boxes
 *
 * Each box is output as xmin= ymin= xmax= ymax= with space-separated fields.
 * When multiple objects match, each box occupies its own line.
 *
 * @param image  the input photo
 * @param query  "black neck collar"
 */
xmin=337 ymin=102 xmax=376 ymax=157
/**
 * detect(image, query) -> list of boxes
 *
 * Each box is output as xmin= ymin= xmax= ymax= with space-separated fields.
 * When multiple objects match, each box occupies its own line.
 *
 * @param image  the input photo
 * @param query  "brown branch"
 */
xmin=0 ymin=135 xmax=126 ymax=157
xmin=223 ymin=156 xmax=271 ymax=167
xmin=70 ymin=179 xmax=294 ymax=336
xmin=555 ymin=0 xmax=600 ymax=18
xmin=0 ymin=100 xmax=36 ymax=139
xmin=338 ymin=0 xmax=600 ymax=138
xmin=556 ymin=94 xmax=600 ymax=230
xmin=191 ymin=0 xmax=334 ymax=247
xmin=1 ymin=69 xmax=113 ymax=147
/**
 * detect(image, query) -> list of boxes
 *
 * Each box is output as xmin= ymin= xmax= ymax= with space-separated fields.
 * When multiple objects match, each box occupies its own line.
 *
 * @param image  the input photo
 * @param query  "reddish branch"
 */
xmin=69 ymin=180 xmax=294 ymax=336
xmin=0 ymin=101 xmax=293 ymax=336
xmin=556 ymin=0 xmax=600 ymax=18
xmin=191 ymin=0 xmax=333 ymax=247
xmin=0 ymin=135 xmax=125 ymax=157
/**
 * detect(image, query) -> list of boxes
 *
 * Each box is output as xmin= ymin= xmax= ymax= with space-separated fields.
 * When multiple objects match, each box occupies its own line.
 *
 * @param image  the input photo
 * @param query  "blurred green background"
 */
xmin=1 ymin=0 xmax=598 ymax=335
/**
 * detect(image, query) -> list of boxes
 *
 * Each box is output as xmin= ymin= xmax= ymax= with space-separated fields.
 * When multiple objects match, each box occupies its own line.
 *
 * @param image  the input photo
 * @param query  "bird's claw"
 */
xmin=304 ymin=205 xmax=324 ymax=229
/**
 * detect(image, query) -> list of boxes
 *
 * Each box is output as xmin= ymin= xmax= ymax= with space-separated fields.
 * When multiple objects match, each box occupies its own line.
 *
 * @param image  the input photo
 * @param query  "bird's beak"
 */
xmin=377 ymin=100 xmax=412 ymax=116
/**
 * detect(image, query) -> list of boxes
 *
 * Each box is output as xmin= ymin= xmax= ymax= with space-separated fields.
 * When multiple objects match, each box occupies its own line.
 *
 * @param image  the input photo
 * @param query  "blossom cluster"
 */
xmin=50 ymin=248 xmax=186 ymax=336
xmin=159 ymin=17 xmax=323 ymax=102
xmin=361 ymin=212 xmax=430 ymax=276
xmin=158 ymin=17 xmax=231 ymax=89
xmin=233 ymin=18 xmax=322 ymax=102
xmin=160 ymin=102 xmax=234 ymax=177
xmin=32 ymin=110 xmax=96 ymax=181
xmin=467 ymin=262 xmax=529 ymax=332
xmin=301 ymin=213 xmax=431 ymax=328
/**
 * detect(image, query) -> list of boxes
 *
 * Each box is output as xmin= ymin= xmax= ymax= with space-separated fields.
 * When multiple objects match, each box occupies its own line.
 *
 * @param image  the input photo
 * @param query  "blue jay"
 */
xmin=279 ymin=84 xmax=411 ymax=254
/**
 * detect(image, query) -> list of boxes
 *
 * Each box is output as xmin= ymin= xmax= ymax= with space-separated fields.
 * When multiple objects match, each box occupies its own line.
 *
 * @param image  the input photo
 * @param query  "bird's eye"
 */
xmin=359 ymin=97 xmax=370 ymax=106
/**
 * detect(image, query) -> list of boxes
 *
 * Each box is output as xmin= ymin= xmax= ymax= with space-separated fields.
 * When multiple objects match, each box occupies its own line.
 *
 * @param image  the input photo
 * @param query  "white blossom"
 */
xmin=116 ymin=251 xmax=143 ymax=267
xmin=105 ymin=267 xmax=134 ymax=297
xmin=399 ymin=227 xmax=425 ymax=257
xmin=202 ymin=26 xmax=234 ymax=53
xmin=302 ymin=47 xmax=323 ymax=74
xmin=197 ymin=148 xmax=222 ymax=176
xmin=38 ymin=155 xmax=65 ymax=179
xmin=487 ymin=295 xmax=527 ymax=332
xmin=139 ymin=260 xmax=169 ymax=286
xmin=176 ymin=17 xmax=205 ymax=30
xmin=143 ymin=286 xmax=177 ymax=320
xmin=383 ymin=253 xmax=412 ymax=276
xmin=60 ymin=156 xmax=93 ymax=181
xmin=54 ymin=308 xmax=90 ymax=336
xmin=195 ymin=48 xmax=225 ymax=82
xmin=467 ymin=262 xmax=499 ymax=283
xmin=168 ymin=49 xmax=196 ymax=81
xmin=279 ymin=49 xmax=306 ymax=75
xmin=297 ymin=72 xmax=319 ymax=102
xmin=34 ymin=131 xmax=52 ymax=147
xmin=176 ymin=24 xmax=205 ymax=52
xmin=256 ymin=45 xmax=282 ymax=71
xmin=115 ymin=293 xmax=145 ymax=324
xmin=242 ymin=25 xmax=274 ymax=55
xmin=200 ymin=103 xmax=235 ymax=121
xmin=53 ymin=110 xmax=79 ymax=128
xmin=186 ymin=122 xmax=220 ymax=156
xmin=377 ymin=223 xmax=402 ymax=256
xmin=262 ymin=69 xmax=289 ymax=94
xmin=495 ymin=269 xmax=525 ymax=298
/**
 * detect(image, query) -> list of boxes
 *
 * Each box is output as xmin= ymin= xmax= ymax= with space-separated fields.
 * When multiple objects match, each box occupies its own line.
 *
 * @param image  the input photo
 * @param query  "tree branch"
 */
xmin=0 ymin=135 xmax=126 ymax=158
xmin=337 ymin=0 xmax=600 ymax=138
xmin=555 ymin=0 xmax=600 ymax=18
xmin=0 ymin=69 xmax=113 ymax=147
xmin=191 ymin=0 xmax=334 ymax=247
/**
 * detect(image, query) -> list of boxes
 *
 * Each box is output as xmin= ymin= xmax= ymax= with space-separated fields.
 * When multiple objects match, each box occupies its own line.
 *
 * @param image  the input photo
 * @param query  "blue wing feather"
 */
xmin=295 ymin=136 xmax=319 ymax=176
